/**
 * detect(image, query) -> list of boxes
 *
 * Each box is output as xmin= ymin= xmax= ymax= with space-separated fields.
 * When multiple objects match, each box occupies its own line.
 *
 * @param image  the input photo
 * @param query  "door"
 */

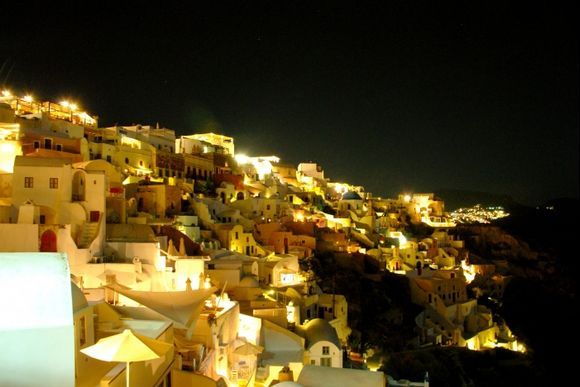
xmin=40 ymin=230 xmax=57 ymax=252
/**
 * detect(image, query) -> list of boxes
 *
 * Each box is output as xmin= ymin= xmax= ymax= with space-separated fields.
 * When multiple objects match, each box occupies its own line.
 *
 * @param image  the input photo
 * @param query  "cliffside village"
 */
xmin=0 ymin=92 xmax=522 ymax=387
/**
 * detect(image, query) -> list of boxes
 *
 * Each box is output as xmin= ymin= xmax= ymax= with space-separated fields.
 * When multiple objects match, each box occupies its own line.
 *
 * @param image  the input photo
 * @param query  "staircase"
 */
xmin=77 ymin=221 xmax=100 ymax=248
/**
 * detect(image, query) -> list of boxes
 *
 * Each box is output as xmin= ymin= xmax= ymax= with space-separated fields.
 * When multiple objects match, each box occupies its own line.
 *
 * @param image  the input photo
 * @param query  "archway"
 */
xmin=236 ymin=192 xmax=245 ymax=200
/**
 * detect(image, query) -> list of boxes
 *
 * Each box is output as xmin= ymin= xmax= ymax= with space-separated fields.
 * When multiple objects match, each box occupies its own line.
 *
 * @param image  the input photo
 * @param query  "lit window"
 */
xmin=79 ymin=316 xmax=86 ymax=346
xmin=49 ymin=178 xmax=58 ymax=189
xmin=24 ymin=177 xmax=33 ymax=188
xmin=323 ymin=346 xmax=330 ymax=355
xmin=281 ymin=273 xmax=294 ymax=284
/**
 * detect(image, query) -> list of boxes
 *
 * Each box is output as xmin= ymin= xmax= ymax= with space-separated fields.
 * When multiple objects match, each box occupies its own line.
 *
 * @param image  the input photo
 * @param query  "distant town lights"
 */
xmin=1 ymin=90 xmax=11 ymax=97
xmin=22 ymin=95 xmax=33 ymax=102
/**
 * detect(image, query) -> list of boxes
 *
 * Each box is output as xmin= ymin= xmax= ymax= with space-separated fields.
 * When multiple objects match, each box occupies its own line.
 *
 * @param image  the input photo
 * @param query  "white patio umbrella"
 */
xmin=81 ymin=329 xmax=172 ymax=386
xmin=167 ymin=239 xmax=179 ymax=257
xmin=178 ymin=237 xmax=187 ymax=256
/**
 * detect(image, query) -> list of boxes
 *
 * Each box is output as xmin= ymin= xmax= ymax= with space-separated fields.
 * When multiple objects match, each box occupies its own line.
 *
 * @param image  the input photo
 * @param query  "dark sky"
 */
xmin=1 ymin=3 xmax=577 ymax=204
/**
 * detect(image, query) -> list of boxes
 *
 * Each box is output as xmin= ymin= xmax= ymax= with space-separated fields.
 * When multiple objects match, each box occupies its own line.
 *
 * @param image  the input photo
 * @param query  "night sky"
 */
xmin=1 ymin=3 xmax=577 ymax=205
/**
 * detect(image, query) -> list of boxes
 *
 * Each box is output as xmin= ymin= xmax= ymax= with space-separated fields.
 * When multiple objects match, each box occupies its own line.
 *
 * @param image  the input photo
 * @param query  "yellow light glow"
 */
xmin=286 ymin=301 xmax=296 ymax=324
xmin=23 ymin=95 xmax=33 ymax=103
xmin=334 ymin=183 xmax=347 ymax=194
xmin=70 ymin=103 xmax=78 ymax=111
xmin=1 ymin=90 xmax=12 ymax=97
xmin=461 ymin=259 xmax=475 ymax=284
xmin=235 ymin=154 xmax=249 ymax=164
xmin=60 ymin=100 xmax=70 ymax=107
xmin=0 ymin=142 xmax=21 ymax=173
xmin=403 ymin=194 xmax=411 ymax=203
xmin=294 ymin=211 xmax=305 ymax=222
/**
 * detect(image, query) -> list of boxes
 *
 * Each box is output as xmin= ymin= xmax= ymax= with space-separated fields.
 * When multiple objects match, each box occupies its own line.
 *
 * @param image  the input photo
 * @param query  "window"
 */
xmin=79 ymin=316 xmax=86 ymax=346
xmin=44 ymin=138 xmax=52 ymax=149
xmin=56 ymin=144 xmax=63 ymax=151
xmin=139 ymin=160 xmax=143 ymax=166
xmin=311 ymin=360 xmax=316 ymax=365
xmin=33 ymin=141 xmax=40 ymax=149
xmin=125 ymin=157 xmax=129 ymax=164
xmin=24 ymin=177 xmax=33 ymax=188
xmin=106 ymin=155 xmax=112 ymax=163
xmin=49 ymin=178 xmax=58 ymax=189
xmin=266 ymin=204 xmax=271 ymax=210
xmin=321 ymin=357 xmax=331 ymax=367
xmin=235 ymin=232 xmax=239 ymax=240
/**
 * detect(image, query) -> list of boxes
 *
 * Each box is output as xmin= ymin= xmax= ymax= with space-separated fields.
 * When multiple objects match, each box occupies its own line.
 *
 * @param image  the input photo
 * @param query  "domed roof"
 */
xmin=341 ymin=191 xmax=362 ymax=201
xmin=71 ymin=282 xmax=89 ymax=313
xmin=239 ymin=276 xmax=260 ymax=288
xmin=302 ymin=318 xmax=340 ymax=349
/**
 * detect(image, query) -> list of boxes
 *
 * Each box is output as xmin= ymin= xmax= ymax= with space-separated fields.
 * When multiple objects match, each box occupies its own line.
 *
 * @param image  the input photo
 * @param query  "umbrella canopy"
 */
xmin=167 ymin=239 xmax=179 ymax=256
xmin=178 ymin=238 xmax=187 ymax=256
xmin=81 ymin=329 xmax=172 ymax=386
xmin=106 ymin=283 xmax=216 ymax=329
xmin=81 ymin=329 xmax=171 ymax=362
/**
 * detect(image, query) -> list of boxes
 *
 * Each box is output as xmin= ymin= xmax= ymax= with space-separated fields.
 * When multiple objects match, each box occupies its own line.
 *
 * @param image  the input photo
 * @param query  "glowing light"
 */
xmin=60 ymin=100 xmax=70 ymax=107
xmin=286 ymin=301 xmax=296 ymax=324
xmin=403 ymin=194 xmax=411 ymax=203
xmin=0 ymin=142 xmax=21 ymax=173
xmin=22 ymin=95 xmax=33 ymax=103
xmin=1 ymin=90 xmax=12 ymax=97
xmin=235 ymin=154 xmax=250 ymax=164
xmin=388 ymin=231 xmax=408 ymax=247
xmin=294 ymin=211 xmax=305 ymax=222
xmin=70 ymin=103 xmax=78 ymax=111
xmin=461 ymin=259 xmax=475 ymax=284
xmin=334 ymin=183 xmax=348 ymax=194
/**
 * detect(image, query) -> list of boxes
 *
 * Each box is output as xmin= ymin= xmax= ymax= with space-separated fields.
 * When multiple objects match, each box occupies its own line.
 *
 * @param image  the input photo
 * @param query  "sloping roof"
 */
xmin=106 ymin=224 xmax=157 ymax=242
xmin=14 ymin=155 xmax=72 ymax=167
xmin=297 ymin=365 xmax=385 ymax=387
xmin=299 ymin=318 xmax=340 ymax=349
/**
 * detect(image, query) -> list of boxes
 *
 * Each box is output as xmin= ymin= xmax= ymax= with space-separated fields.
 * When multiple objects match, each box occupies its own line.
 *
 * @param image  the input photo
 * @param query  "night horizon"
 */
xmin=1 ymin=3 xmax=577 ymax=205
